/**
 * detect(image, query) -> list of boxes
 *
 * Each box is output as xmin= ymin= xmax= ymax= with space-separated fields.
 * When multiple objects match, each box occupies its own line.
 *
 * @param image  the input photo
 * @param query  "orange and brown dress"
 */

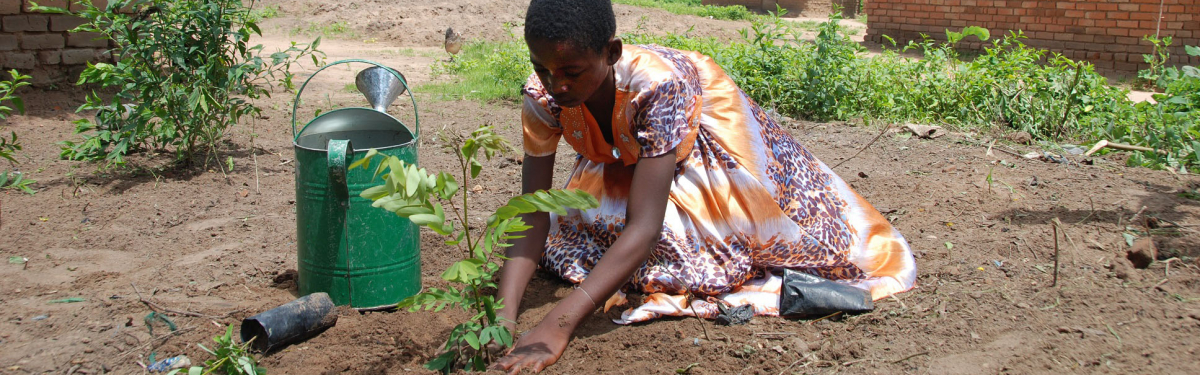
xmin=521 ymin=44 xmax=916 ymax=324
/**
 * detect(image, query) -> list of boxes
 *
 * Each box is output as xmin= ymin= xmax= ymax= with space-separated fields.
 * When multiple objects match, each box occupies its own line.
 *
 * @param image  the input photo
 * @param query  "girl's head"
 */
xmin=525 ymin=0 xmax=622 ymax=107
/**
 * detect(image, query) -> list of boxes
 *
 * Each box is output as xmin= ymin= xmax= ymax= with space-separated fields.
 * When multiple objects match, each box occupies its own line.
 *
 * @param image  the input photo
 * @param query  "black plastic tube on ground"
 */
xmin=240 ymin=292 xmax=339 ymax=353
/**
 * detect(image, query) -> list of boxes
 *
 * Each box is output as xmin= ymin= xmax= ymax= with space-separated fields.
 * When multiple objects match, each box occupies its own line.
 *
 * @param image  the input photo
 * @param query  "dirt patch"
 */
xmin=1 ymin=1 xmax=1199 ymax=374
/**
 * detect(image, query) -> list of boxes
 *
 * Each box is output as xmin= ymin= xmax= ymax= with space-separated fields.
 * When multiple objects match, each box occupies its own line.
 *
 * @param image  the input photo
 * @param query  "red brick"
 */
xmin=71 ymin=1 xmax=109 ymax=12
xmin=60 ymin=48 xmax=96 ymax=64
xmin=1138 ymin=4 xmax=1159 ymax=12
xmin=1108 ymin=28 xmax=1130 ymax=36
xmin=0 ymin=34 xmax=15 ymax=50
xmin=0 ymin=0 xmax=20 ymax=15
xmin=1117 ymin=20 xmax=1140 ymax=28
xmin=1077 ymin=3 xmax=1096 ymax=11
xmin=1 ymin=52 xmax=35 ymax=69
xmin=1057 ymin=2 xmax=1075 ymax=10
xmin=1116 ymin=37 xmax=1139 ymax=45
xmin=1107 ymin=12 xmax=1129 ymax=20
xmin=20 ymin=33 xmax=63 ymax=49
xmin=1064 ymin=10 xmax=1085 ymax=18
xmin=1139 ymin=20 xmax=1157 ymax=29
xmin=49 ymin=15 xmax=86 ymax=32
xmin=1097 ymin=3 xmax=1118 ymax=11
xmin=1048 ymin=24 xmax=1066 ymax=32
xmin=37 ymin=50 xmax=60 ymax=64
xmin=1118 ymin=4 xmax=1140 ymax=12
xmin=1130 ymin=12 xmax=1159 ymax=21
xmin=67 ymin=32 xmax=107 ymax=47
xmin=2 ymin=15 xmax=48 ymax=32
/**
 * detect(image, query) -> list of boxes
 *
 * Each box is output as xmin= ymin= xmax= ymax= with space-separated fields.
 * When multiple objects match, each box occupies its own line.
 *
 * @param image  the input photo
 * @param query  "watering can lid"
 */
xmin=293 ymin=108 xmax=416 ymax=151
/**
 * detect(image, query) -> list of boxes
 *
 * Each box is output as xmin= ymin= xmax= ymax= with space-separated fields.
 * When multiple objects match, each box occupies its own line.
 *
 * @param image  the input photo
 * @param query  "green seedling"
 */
xmin=355 ymin=126 xmax=598 ymax=373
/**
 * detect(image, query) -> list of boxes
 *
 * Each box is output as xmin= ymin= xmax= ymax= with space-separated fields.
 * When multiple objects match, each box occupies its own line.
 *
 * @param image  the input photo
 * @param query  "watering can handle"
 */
xmin=292 ymin=59 xmax=419 ymax=139
xmin=326 ymin=139 xmax=353 ymax=201
xmin=325 ymin=139 xmax=354 ymax=306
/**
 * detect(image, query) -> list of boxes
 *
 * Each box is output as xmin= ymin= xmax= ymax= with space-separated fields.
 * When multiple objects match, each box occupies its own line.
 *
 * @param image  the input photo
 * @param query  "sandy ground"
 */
xmin=1 ymin=1 xmax=1198 ymax=374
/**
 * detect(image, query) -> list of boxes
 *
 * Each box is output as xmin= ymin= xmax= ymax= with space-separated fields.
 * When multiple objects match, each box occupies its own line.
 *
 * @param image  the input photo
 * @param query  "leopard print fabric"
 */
xmin=522 ymin=45 xmax=916 ymax=324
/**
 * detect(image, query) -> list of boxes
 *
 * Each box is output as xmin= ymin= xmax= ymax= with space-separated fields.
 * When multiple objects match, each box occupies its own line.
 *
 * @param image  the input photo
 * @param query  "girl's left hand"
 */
xmin=491 ymin=323 xmax=570 ymax=374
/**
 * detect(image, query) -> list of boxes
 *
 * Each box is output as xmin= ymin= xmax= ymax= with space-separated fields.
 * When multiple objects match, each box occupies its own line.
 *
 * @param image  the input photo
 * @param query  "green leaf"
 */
xmin=408 ymin=213 xmax=443 ymax=226
xmin=470 ymin=159 xmax=483 ymax=179
xmin=424 ymin=351 xmax=456 ymax=372
xmin=441 ymin=259 xmax=483 ymax=283
xmin=464 ymin=331 xmax=481 ymax=350
xmin=1186 ymin=45 xmax=1200 ymax=57
xmin=405 ymin=164 xmax=421 ymax=196
xmin=48 ymin=297 xmax=85 ymax=304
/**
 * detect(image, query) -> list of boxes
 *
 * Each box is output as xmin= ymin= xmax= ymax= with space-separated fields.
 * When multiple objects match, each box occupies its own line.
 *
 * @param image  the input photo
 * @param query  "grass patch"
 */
xmin=290 ymin=21 xmax=357 ymax=39
xmin=247 ymin=4 xmax=281 ymax=23
xmin=613 ymin=0 xmax=755 ymax=21
xmin=429 ymin=14 xmax=1200 ymax=171
xmin=419 ymin=38 xmax=531 ymax=102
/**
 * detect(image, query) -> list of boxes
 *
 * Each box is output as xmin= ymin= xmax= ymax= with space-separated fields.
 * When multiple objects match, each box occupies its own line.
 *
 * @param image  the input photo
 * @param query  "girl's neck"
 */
xmin=585 ymin=66 xmax=617 ymax=145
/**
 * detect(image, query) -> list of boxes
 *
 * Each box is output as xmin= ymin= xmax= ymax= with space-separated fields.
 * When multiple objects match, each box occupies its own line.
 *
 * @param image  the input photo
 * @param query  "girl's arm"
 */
xmin=496 ymin=148 xmax=678 ymax=374
xmin=495 ymin=154 xmax=557 ymax=330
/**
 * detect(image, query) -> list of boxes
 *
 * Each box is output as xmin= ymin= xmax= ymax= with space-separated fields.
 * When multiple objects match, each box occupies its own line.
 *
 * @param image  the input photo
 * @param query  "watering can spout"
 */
xmin=356 ymin=66 xmax=407 ymax=114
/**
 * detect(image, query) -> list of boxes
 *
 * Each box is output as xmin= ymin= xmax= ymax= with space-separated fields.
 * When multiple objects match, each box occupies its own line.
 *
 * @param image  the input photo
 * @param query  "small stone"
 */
xmin=1006 ymin=131 xmax=1032 ymax=145
xmin=1108 ymin=257 xmax=1141 ymax=282
xmin=771 ymin=345 xmax=785 ymax=354
xmin=83 ymin=348 xmax=94 ymax=353
xmin=788 ymin=337 xmax=810 ymax=355
xmin=31 ymin=315 xmax=48 ymax=321
xmin=1126 ymin=238 xmax=1156 ymax=269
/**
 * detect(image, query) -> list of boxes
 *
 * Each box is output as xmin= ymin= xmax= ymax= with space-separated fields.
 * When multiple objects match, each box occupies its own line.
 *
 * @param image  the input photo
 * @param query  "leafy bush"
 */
xmin=1106 ymin=44 xmax=1200 ymax=170
xmin=36 ymin=0 xmax=324 ymax=166
xmin=434 ymin=14 xmax=1198 ymax=171
xmin=0 ymin=70 xmax=34 ymax=193
xmin=355 ymin=127 xmax=598 ymax=372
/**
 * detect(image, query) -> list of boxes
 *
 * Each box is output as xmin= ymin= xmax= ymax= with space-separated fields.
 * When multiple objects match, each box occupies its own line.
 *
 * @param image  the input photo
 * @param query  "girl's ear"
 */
xmin=605 ymin=37 xmax=623 ymax=66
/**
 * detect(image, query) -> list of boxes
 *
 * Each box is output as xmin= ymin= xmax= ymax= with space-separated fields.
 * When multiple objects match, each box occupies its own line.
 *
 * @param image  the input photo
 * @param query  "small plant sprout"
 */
xmin=167 ymin=324 xmax=265 ymax=375
xmin=353 ymin=126 xmax=599 ymax=373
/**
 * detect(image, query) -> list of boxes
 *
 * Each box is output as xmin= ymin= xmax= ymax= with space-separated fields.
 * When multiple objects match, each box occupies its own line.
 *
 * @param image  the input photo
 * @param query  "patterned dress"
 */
xmin=521 ymin=45 xmax=916 ymax=324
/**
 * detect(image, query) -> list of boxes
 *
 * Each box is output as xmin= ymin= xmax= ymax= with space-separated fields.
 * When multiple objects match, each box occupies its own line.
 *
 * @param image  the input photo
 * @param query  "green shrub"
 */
xmin=356 ymin=127 xmax=599 ymax=372
xmin=0 ymin=70 xmax=34 ymax=194
xmin=36 ymin=0 xmax=324 ymax=167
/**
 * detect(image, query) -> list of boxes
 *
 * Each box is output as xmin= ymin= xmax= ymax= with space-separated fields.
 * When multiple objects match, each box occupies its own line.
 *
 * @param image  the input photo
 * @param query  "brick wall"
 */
xmin=703 ymin=0 xmax=839 ymax=17
xmin=0 ymin=0 xmax=114 ymax=84
xmin=865 ymin=0 xmax=1200 ymax=73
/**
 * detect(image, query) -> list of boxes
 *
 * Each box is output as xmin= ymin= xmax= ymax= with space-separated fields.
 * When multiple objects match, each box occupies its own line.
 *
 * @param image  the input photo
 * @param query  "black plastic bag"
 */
xmin=779 ymin=269 xmax=874 ymax=317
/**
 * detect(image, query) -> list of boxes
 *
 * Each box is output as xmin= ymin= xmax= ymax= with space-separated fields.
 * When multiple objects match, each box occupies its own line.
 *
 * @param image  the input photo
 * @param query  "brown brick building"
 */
xmin=865 ymin=0 xmax=1200 ymax=73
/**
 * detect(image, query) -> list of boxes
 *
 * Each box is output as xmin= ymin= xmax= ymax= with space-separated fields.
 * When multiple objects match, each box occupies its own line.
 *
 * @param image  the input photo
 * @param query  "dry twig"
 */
xmin=831 ymin=119 xmax=890 ymax=170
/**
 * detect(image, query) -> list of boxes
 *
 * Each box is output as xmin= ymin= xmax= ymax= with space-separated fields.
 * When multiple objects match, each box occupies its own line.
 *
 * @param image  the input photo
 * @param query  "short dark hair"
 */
xmin=525 ymin=0 xmax=616 ymax=53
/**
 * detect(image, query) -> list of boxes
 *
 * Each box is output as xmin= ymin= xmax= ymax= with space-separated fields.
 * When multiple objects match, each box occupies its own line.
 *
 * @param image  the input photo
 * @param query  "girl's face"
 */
xmin=528 ymin=39 xmax=621 ymax=108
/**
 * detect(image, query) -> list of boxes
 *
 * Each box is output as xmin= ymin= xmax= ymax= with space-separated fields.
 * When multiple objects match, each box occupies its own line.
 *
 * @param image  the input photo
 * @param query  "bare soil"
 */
xmin=2 ymin=1 xmax=1198 ymax=374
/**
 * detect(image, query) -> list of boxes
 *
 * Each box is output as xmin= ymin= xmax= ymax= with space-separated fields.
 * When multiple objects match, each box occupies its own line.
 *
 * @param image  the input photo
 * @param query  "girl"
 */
xmin=494 ymin=0 xmax=916 ymax=372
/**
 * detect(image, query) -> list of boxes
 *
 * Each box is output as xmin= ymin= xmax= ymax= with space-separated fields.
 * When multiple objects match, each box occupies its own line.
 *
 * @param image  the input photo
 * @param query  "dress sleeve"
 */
xmin=521 ymin=80 xmax=562 ymax=157
xmin=633 ymin=77 xmax=700 ymax=160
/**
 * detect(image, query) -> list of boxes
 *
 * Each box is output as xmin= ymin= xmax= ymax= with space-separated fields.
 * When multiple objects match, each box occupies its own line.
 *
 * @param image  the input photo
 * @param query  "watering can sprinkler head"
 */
xmin=356 ymin=66 xmax=407 ymax=114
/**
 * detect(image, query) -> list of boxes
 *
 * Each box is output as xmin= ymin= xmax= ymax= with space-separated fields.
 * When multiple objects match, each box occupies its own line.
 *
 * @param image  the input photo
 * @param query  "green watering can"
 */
xmin=292 ymin=59 xmax=420 ymax=309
